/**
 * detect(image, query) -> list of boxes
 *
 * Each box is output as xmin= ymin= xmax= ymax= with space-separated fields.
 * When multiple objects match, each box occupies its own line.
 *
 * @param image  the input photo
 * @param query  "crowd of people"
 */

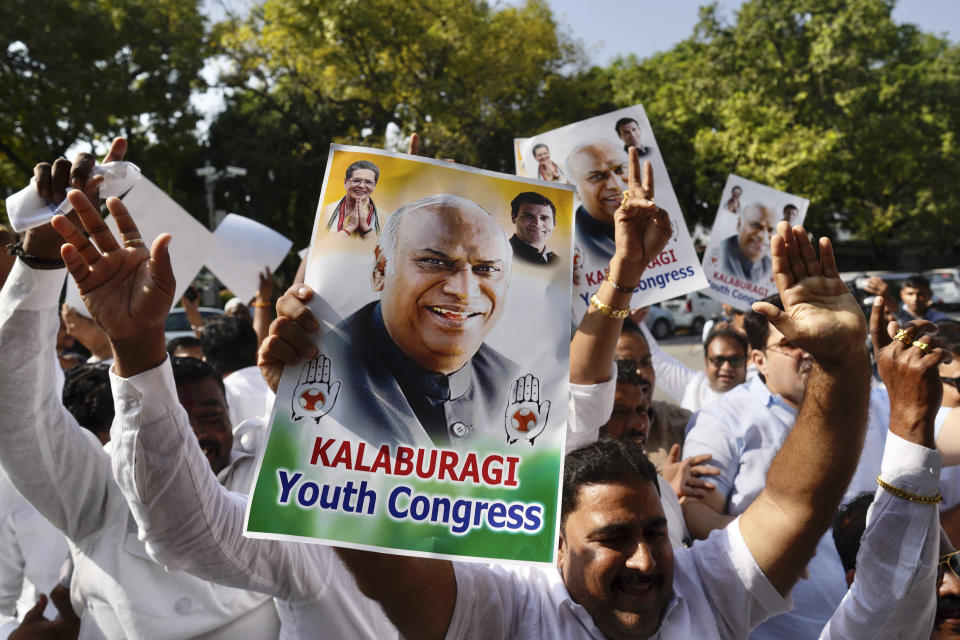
xmin=0 ymin=136 xmax=958 ymax=640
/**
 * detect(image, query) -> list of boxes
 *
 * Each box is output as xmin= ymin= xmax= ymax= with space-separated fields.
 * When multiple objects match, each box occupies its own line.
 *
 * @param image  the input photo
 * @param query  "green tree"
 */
xmin=205 ymin=0 xmax=612 ymax=248
xmin=0 ymin=0 xmax=209 ymax=221
xmin=608 ymin=0 xmax=960 ymax=258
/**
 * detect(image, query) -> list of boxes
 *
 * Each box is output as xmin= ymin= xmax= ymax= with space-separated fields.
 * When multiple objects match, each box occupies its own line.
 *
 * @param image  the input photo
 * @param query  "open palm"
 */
xmin=52 ymin=190 xmax=175 ymax=343
xmin=753 ymin=222 xmax=865 ymax=366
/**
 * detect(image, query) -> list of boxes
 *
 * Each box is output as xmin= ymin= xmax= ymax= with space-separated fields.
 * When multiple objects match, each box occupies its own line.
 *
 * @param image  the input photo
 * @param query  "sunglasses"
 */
xmin=707 ymin=355 xmax=746 ymax=368
xmin=940 ymin=551 xmax=960 ymax=581
xmin=942 ymin=377 xmax=960 ymax=390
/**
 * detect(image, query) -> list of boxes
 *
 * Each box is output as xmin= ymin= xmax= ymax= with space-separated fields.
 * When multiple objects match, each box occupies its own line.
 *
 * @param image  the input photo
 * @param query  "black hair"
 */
xmin=743 ymin=294 xmax=784 ymax=351
xmin=170 ymin=355 xmax=226 ymax=397
xmin=562 ymin=439 xmax=660 ymax=529
xmin=345 ymin=160 xmax=380 ymax=183
xmin=936 ymin=320 xmax=960 ymax=357
xmin=620 ymin=318 xmax=647 ymax=343
xmin=615 ymin=358 xmax=646 ymax=386
xmin=167 ymin=335 xmax=202 ymax=357
xmin=510 ymin=191 xmax=556 ymax=222
xmin=903 ymin=274 xmax=931 ymax=292
xmin=531 ymin=143 xmax=549 ymax=157
xmin=704 ymin=326 xmax=749 ymax=357
xmin=62 ymin=363 xmax=114 ymax=437
xmin=614 ymin=117 xmax=639 ymax=136
xmin=832 ymin=491 xmax=874 ymax=573
xmin=198 ymin=317 xmax=258 ymax=377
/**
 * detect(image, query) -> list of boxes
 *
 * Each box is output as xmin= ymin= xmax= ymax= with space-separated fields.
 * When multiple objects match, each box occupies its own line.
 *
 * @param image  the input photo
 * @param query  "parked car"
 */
xmin=926 ymin=268 xmax=960 ymax=308
xmin=164 ymin=307 xmax=224 ymax=343
xmin=661 ymin=291 xmax=723 ymax=335
xmin=643 ymin=304 xmax=675 ymax=340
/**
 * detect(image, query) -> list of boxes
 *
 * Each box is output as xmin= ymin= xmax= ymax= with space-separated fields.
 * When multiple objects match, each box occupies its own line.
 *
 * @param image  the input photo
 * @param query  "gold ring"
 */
xmin=621 ymin=190 xmax=630 ymax=208
xmin=912 ymin=340 xmax=931 ymax=353
xmin=123 ymin=238 xmax=144 ymax=248
xmin=893 ymin=329 xmax=915 ymax=344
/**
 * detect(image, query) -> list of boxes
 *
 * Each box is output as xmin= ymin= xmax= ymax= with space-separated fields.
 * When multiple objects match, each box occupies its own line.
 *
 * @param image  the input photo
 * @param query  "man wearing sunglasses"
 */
xmin=641 ymin=321 xmax=750 ymax=412
xmin=681 ymin=293 xmax=894 ymax=640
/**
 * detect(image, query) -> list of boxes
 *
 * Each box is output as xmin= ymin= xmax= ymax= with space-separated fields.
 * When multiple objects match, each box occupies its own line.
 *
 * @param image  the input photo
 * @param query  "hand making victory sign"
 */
xmin=51 ymin=191 xmax=175 ymax=378
xmin=614 ymin=146 xmax=672 ymax=268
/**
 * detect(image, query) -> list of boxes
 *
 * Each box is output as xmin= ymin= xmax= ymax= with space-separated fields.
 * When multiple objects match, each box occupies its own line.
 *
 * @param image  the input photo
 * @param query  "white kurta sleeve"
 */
xmin=818 ymin=432 xmax=940 ymax=639
xmin=0 ymin=261 xmax=119 ymax=543
xmin=641 ymin=320 xmax=695 ymax=405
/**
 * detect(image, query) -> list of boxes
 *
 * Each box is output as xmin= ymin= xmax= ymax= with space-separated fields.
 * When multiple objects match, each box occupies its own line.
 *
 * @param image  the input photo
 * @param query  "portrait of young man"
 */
xmin=508 ymin=191 xmax=559 ymax=266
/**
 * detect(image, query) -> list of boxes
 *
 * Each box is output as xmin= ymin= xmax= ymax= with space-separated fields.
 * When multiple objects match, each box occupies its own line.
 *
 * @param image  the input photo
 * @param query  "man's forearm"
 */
xmin=569 ymin=256 xmax=644 ymax=385
xmin=681 ymin=498 xmax=735 ymax=540
xmin=335 ymin=548 xmax=455 ymax=640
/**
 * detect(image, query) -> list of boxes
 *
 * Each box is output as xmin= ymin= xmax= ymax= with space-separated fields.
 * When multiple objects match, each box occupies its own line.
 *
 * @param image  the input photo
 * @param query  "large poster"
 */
xmin=246 ymin=145 xmax=576 ymax=564
xmin=515 ymin=105 xmax=707 ymax=322
xmin=702 ymin=175 xmax=809 ymax=310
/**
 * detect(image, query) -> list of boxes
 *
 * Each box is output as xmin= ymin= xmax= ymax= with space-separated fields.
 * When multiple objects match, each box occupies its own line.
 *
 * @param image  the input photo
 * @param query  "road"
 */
xmin=652 ymin=331 xmax=704 ymax=404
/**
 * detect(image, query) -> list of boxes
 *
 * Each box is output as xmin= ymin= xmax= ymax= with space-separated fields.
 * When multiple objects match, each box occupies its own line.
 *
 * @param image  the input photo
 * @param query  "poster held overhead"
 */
xmin=516 ymin=105 xmax=707 ymax=323
xmin=247 ymin=145 xmax=575 ymax=565
xmin=702 ymin=175 xmax=809 ymax=310
xmin=207 ymin=214 xmax=294 ymax=304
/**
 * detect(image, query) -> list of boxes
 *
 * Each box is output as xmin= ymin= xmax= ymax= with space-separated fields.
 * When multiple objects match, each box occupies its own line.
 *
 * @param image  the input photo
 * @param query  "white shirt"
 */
xmin=683 ymin=376 xmax=890 ymax=640
xmin=0 ymin=261 xmax=280 ymax=640
xmin=448 ymin=517 xmax=791 ymax=639
xmin=642 ymin=322 xmax=722 ymax=413
xmin=818 ymin=432 xmax=940 ymax=640
xmin=223 ymin=365 xmax=272 ymax=436
xmin=0 ymin=471 xmax=70 ymax=639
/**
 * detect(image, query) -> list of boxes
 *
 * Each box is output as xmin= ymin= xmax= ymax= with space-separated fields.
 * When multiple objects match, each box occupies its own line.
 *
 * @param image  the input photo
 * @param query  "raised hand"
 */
xmin=24 ymin=138 xmax=127 ymax=267
xmin=614 ymin=147 xmax=671 ymax=268
xmin=291 ymin=354 xmax=340 ymax=423
xmin=259 ymin=284 xmax=320 ymax=392
xmin=752 ymin=222 xmax=866 ymax=369
xmin=9 ymin=585 xmax=80 ymax=640
xmin=869 ymin=296 xmax=948 ymax=447
xmin=51 ymin=191 xmax=174 ymax=376
xmin=504 ymin=374 xmax=550 ymax=445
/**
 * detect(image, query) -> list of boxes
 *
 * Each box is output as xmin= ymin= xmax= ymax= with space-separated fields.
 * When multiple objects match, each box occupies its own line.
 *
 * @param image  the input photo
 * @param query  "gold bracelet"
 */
xmin=604 ymin=275 xmax=637 ymax=294
xmin=876 ymin=475 xmax=942 ymax=504
xmin=590 ymin=294 xmax=631 ymax=320
xmin=251 ymin=301 xmax=271 ymax=308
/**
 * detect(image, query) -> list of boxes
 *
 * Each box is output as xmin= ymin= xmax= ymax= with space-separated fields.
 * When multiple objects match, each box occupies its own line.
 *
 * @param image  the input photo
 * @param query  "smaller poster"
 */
xmin=702 ymin=175 xmax=809 ymax=310
xmin=515 ymin=105 xmax=707 ymax=323
xmin=246 ymin=145 xmax=576 ymax=565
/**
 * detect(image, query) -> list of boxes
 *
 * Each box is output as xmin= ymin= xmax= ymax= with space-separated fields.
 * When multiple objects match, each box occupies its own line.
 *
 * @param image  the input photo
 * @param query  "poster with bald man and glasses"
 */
xmin=245 ymin=145 xmax=576 ymax=564
xmin=702 ymin=174 xmax=809 ymax=310
xmin=515 ymin=105 xmax=707 ymax=323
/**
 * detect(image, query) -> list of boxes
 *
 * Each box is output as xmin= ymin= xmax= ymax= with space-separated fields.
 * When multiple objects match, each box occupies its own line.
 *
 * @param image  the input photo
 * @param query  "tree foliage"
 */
xmin=609 ymin=0 xmax=960 ymax=256
xmin=0 ymin=0 xmax=209 ymax=221
xmin=207 ymin=0 xmax=612 ymax=248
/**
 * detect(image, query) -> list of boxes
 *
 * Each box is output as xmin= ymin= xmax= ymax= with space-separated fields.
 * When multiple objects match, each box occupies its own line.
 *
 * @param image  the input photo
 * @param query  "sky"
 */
xmin=534 ymin=0 xmax=959 ymax=65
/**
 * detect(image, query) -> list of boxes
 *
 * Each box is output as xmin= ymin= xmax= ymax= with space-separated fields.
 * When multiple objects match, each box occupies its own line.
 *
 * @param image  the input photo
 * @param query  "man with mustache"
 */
xmin=682 ymin=294 xmax=893 ymax=639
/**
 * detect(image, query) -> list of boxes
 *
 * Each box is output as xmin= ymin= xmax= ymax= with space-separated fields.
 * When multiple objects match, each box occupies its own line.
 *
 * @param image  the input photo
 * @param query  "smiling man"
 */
xmin=508 ymin=191 xmax=558 ymax=266
xmin=716 ymin=203 xmax=776 ymax=284
xmin=312 ymin=193 xmax=519 ymax=447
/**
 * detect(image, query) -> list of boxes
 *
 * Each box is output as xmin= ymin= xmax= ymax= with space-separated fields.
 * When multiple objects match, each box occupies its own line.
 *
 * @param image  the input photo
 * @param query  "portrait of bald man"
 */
xmin=297 ymin=194 xmax=523 ymax=448
xmin=565 ymin=139 xmax=632 ymax=280
xmin=712 ymin=202 xmax=776 ymax=283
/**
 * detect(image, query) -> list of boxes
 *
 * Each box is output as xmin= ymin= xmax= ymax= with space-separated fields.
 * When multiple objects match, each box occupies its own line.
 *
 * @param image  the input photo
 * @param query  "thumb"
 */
xmin=751 ymin=301 xmax=795 ymax=338
xmin=149 ymin=233 xmax=176 ymax=294
xmin=21 ymin=594 xmax=48 ymax=624
xmin=667 ymin=443 xmax=681 ymax=463
xmin=49 ymin=585 xmax=78 ymax=621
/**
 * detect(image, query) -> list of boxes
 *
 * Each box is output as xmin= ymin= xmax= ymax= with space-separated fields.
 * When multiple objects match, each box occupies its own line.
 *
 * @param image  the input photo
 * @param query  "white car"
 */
xmin=661 ymin=291 xmax=723 ymax=334
xmin=926 ymin=268 xmax=960 ymax=307
xmin=643 ymin=305 xmax=675 ymax=340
